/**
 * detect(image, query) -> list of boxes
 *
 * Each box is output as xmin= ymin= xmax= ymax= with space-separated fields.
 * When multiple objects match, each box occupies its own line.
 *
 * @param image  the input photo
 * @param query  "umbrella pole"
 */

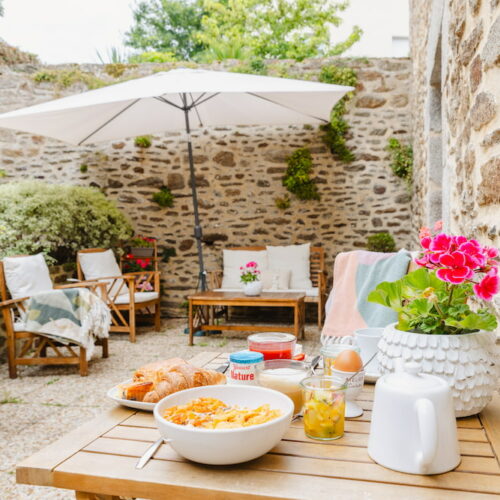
xmin=183 ymin=99 xmax=207 ymax=292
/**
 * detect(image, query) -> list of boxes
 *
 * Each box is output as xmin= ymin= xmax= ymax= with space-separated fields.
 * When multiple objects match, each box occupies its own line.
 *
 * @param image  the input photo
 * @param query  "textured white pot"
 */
xmin=243 ymin=280 xmax=263 ymax=296
xmin=377 ymin=323 xmax=499 ymax=417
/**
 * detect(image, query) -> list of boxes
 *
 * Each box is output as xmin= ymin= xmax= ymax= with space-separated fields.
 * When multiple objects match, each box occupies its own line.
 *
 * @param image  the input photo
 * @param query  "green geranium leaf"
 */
xmin=367 ymin=280 xmax=403 ymax=311
xmin=458 ymin=311 xmax=498 ymax=332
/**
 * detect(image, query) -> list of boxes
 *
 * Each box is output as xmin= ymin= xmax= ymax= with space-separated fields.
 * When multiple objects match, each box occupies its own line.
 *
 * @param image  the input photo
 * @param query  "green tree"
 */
xmin=125 ymin=0 xmax=205 ymax=60
xmin=197 ymin=0 xmax=361 ymax=61
xmin=0 ymin=0 xmax=4 ymax=16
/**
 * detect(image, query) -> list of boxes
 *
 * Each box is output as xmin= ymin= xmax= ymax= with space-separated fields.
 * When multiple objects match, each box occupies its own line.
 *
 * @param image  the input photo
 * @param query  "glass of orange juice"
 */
xmin=300 ymin=376 xmax=346 ymax=441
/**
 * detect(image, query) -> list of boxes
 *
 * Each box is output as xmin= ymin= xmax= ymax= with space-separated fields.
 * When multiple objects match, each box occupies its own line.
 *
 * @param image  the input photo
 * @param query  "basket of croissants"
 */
xmin=120 ymin=358 xmax=226 ymax=403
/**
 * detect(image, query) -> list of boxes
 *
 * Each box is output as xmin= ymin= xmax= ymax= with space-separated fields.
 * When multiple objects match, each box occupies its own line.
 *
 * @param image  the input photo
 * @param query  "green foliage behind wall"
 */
xmin=318 ymin=64 xmax=358 ymax=163
xmin=283 ymin=148 xmax=320 ymax=201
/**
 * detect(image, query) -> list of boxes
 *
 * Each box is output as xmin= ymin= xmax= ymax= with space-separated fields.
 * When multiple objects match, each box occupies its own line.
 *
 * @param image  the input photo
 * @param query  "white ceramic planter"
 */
xmin=377 ymin=323 xmax=499 ymax=417
xmin=243 ymin=280 xmax=263 ymax=296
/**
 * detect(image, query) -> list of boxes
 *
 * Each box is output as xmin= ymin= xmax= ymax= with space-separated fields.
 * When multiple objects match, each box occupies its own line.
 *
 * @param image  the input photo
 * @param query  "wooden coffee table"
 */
xmin=15 ymin=352 xmax=500 ymax=499
xmin=187 ymin=291 xmax=305 ymax=345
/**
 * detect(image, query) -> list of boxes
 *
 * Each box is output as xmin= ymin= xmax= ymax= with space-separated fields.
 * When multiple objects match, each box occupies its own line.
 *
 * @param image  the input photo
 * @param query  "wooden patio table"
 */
xmin=16 ymin=352 xmax=500 ymax=499
xmin=188 ymin=291 xmax=306 ymax=345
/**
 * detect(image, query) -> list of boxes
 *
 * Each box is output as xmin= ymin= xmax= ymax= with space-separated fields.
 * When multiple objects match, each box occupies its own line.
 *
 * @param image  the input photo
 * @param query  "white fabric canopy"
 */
xmin=0 ymin=68 xmax=353 ymax=144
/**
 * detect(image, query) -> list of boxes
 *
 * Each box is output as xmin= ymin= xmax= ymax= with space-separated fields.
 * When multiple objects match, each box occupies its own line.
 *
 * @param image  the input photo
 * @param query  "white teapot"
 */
xmin=368 ymin=361 xmax=460 ymax=475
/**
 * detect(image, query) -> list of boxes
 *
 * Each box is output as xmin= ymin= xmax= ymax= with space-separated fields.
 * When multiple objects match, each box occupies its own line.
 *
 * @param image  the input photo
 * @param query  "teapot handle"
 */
xmin=415 ymin=398 xmax=438 ymax=473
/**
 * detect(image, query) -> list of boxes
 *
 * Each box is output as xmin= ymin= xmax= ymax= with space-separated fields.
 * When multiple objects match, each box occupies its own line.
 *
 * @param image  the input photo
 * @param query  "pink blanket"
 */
xmin=321 ymin=250 xmax=410 ymax=338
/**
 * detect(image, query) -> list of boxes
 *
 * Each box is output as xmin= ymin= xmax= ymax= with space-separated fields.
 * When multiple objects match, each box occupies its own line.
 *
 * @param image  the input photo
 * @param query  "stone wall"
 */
xmin=0 ymin=57 xmax=413 ymax=316
xmin=409 ymin=0 xmax=500 ymax=320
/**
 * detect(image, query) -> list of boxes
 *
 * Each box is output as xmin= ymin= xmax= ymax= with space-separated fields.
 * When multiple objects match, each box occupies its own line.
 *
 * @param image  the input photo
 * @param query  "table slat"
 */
xmin=53 ymin=451 xmax=496 ymax=500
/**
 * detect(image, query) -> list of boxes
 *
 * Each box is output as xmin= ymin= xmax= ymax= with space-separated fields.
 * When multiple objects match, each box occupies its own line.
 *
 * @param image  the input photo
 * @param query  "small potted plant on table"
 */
xmin=240 ymin=261 xmax=262 ymax=296
xmin=368 ymin=222 xmax=499 ymax=417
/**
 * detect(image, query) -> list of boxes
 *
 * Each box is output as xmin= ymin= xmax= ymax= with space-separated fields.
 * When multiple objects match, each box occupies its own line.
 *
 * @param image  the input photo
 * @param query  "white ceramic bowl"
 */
xmin=154 ymin=384 xmax=293 ymax=465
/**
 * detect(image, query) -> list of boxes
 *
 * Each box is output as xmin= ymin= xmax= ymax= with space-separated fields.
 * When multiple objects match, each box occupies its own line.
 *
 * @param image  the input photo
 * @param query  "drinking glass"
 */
xmin=300 ymin=376 xmax=346 ymax=441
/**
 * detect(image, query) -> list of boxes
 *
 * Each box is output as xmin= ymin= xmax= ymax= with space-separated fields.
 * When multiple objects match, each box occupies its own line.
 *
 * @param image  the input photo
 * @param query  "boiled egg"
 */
xmin=333 ymin=349 xmax=363 ymax=372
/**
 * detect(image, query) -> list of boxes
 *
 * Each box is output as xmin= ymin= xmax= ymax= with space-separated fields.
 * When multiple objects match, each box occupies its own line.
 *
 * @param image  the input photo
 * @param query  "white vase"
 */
xmin=377 ymin=323 xmax=499 ymax=417
xmin=243 ymin=281 xmax=263 ymax=296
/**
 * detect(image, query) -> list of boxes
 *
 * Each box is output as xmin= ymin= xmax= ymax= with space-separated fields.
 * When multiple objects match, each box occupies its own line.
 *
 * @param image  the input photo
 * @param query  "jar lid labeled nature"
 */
xmin=229 ymin=350 xmax=264 ymax=364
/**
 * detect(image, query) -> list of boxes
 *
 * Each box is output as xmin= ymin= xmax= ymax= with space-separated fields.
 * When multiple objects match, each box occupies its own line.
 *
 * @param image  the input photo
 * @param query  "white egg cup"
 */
xmin=330 ymin=368 xmax=365 ymax=418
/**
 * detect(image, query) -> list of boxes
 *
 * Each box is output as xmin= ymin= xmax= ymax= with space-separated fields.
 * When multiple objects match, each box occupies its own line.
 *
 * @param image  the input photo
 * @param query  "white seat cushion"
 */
xmin=266 ymin=243 xmax=312 ymax=289
xmin=3 ymin=254 xmax=53 ymax=300
xmin=214 ymin=287 xmax=318 ymax=297
xmin=114 ymin=291 xmax=159 ymax=305
xmin=221 ymin=249 xmax=268 ymax=289
xmin=78 ymin=249 xmax=129 ymax=298
xmin=13 ymin=321 xmax=25 ymax=332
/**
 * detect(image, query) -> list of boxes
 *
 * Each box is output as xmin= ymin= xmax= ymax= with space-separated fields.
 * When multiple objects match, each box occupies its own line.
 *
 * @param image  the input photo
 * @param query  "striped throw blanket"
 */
xmin=321 ymin=250 xmax=411 ymax=342
xmin=22 ymin=288 xmax=111 ymax=359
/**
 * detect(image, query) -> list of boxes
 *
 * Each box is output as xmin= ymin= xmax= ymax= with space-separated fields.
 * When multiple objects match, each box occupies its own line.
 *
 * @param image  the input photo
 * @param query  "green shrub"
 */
xmin=79 ymin=164 xmax=88 ymax=173
xmin=275 ymin=195 xmax=291 ymax=210
xmin=152 ymin=186 xmax=174 ymax=207
xmin=129 ymin=51 xmax=177 ymax=63
xmin=134 ymin=135 xmax=152 ymax=148
xmin=318 ymin=65 xmax=357 ymax=163
xmin=0 ymin=181 xmax=133 ymax=264
xmin=366 ymin=232 xmax=396 ymax=253
xmin=386 ymin=138 xmax=413 ymax=188
xmin=32 ymin=69 xmax=106 ymax=90
xmin=283 ymin=148 xmax=320 ymax=201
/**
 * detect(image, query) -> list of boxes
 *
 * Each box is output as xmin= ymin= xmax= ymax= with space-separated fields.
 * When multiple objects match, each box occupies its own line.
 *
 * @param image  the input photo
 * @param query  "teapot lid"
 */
xmin=383 ymin=361 xmax=449 ymax=391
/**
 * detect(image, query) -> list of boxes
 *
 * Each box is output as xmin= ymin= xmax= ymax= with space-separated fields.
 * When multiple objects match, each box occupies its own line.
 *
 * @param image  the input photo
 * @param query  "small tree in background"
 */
xmin=125 ymin=0 xmax=361 ymax=62
xmin=197 ymin=0 xmax=361 ymax=62
xmin=125 ymin=0 xmax=205 ymax=60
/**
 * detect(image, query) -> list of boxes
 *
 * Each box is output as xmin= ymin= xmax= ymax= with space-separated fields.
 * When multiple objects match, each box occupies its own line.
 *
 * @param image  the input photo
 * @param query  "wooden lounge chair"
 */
xmin=0 ymin=254 xmax=109 ymax=378
xmin=77 ymin=248 xmax=161 ymax=342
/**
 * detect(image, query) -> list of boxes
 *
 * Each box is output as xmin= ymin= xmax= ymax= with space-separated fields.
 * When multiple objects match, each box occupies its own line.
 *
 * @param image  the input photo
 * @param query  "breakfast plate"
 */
xmin=107 ymin=380 xmax=155 ymax=412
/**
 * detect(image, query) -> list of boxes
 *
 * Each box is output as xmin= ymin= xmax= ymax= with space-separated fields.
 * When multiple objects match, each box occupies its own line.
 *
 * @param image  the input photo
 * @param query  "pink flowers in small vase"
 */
xmin=240 ymin=261 xmax=261 ymax=284
xmin=416 ymin=222 xmax=499 ymax=301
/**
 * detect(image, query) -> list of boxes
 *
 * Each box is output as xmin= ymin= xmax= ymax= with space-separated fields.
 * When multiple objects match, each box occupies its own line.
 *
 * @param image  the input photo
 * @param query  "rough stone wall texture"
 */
xmin=410 ymin=0 xmax=500 ymax=321
xmin=0 ymin=58 xmax=413 ymax=316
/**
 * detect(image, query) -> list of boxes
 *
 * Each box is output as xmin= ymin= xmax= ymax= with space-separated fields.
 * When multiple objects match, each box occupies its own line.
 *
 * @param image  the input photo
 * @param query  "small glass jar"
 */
xmin=320 ymin=344 xmax=360 ymax=376
xmin=228 ymin=350 xmax=264 ymax=385
xmin=248 ymin=332 xmax=296 ymax=360
xmin=300 ymin=376 xmax=347 ymax=441
xmin=256 ymin=359 xmax=311 ymax=413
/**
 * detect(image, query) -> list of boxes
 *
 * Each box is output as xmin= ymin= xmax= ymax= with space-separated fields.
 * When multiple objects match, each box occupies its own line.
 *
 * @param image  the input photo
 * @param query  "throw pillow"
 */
xmin=261 ymin=269 xmax=291 ymax=290
xmin=266 ymin=243 xmax=312 ymax=289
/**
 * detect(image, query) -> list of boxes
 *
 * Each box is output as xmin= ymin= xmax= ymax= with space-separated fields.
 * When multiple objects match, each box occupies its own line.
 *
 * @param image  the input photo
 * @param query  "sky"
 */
xmin=0 ymin=0 xmax=409 ymax=64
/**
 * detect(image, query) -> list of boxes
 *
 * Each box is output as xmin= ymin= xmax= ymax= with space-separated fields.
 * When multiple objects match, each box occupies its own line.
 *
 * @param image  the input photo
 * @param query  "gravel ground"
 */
xmin=0 ymin=319 xmax=322 ymax=499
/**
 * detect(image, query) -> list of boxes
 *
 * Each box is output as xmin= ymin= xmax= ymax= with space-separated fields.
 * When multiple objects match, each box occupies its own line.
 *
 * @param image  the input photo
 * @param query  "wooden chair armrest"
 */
xmin=55 ymin=280 xmax=105 ymax=289
xmin=123 ymin=271 xmax=159 ymax=278
xmin=0 ymin=297 xmax=29 ymax=308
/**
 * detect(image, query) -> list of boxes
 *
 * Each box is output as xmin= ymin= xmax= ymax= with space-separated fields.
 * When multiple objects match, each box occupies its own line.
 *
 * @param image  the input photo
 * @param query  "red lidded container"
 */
xmin=247 ymin=332 xmax=296 ymax=360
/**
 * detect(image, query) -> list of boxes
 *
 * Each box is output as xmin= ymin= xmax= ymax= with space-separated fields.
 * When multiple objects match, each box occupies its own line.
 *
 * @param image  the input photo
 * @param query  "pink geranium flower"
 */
xmin=435 ymin=252 xmax=474 ymax=284
xmin=246 ymin=261 xmax=258 ymax=268
xmin=473 ymin=273 xmax=500 ymax=301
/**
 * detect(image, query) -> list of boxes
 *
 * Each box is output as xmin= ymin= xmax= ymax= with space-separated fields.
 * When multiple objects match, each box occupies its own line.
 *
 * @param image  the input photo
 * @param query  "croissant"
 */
xmin=121 ymin=358 xmax=226 ymax=403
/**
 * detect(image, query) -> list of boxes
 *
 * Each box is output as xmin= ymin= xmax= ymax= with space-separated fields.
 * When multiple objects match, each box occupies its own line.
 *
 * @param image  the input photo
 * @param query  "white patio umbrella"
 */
xmin=0 ymin=68 xmax=353 ymax=290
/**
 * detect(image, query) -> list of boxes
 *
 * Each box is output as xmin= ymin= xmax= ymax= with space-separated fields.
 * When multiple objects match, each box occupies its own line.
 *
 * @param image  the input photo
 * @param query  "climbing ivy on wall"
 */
xmin=318 ymin=64 xmax=358 ymax=163
xmin=386 ymin=138 xmax=413 ymax=189
xmin=282 ymin=148 xmax=320 ymax=201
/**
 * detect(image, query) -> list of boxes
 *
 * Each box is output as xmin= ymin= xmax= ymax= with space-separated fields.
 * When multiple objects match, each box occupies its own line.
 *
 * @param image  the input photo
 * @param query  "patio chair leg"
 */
xmin=318 ymin=301 xmax=323 ymax=329
xmin=7 ymin=332 xmax=17 ymax=379
xmin=79 ymin=347 xmax=88 ymax=377
xmin=129 ymin=308 xmax=136 ymax=343
xmin=154 ymin=302 xmax=161 ymax=331
xmin=101 ymin=338 xmax=109 ymax=358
